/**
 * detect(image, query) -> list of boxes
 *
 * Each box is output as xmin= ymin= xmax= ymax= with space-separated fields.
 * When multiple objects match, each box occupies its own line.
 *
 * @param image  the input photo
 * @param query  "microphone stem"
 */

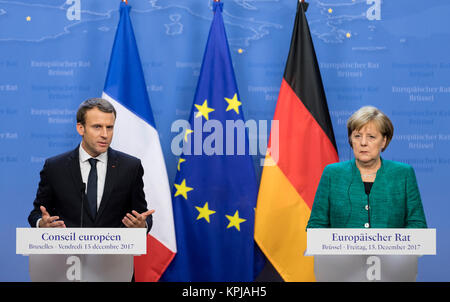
xmin=81 ymin=184 xmax=86 ymax=228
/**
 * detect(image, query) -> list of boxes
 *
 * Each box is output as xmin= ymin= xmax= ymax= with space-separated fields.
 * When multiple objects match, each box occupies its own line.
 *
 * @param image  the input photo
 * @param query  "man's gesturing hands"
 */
xmin=38 ymin=206 xmax=66 ymax=228
xmin=38 ymin=206 xmax=154 ymax=229
xmin=122 ymin=210 xmax=155 ymax=228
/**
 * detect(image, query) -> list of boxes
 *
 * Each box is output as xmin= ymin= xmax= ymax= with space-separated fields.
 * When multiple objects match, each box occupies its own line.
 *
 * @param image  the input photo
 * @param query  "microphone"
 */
xmin=80 ymin=183 xmax=86 ymax=228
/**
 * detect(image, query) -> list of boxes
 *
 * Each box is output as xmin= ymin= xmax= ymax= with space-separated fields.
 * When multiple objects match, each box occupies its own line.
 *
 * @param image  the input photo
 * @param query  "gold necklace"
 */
xmin=361 ymin=172 xmax=377 ymax=178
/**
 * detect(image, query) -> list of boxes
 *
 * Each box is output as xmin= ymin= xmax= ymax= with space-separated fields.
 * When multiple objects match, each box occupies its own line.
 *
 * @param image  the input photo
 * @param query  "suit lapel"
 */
xmin=368 ymin=157 xmax=385 ymax=200
xmin=349 ymin=160 xmax=366 ymax=206
xmin=96 ymin=148 xmax=118 ymax=221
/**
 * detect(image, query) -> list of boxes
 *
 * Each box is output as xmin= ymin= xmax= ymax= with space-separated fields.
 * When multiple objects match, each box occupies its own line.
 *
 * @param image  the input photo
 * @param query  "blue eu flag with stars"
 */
xmin=161 ymin=1 xmax=262 ymax=281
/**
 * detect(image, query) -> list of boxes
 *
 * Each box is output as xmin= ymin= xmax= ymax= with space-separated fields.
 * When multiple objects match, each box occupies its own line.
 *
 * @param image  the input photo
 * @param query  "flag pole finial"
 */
xmin=299 ymin=0 xmax=309 ymax=12
xmin=213 ymin=0 xmax=223 ymax=12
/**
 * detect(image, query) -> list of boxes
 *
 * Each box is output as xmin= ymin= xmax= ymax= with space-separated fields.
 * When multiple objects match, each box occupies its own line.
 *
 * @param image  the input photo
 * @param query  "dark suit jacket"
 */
xmin=28 ymin=146 xmax=152 ymax=230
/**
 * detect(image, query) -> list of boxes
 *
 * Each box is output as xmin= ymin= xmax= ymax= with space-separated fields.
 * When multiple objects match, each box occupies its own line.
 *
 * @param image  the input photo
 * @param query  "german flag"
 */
xmin=254 ymin=1 xmax=338 ymax=281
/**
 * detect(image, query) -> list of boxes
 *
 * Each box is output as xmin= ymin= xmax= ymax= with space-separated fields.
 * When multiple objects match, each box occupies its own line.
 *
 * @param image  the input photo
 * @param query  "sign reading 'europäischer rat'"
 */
xmin=306 ymin=228 xmax=436 ymax=255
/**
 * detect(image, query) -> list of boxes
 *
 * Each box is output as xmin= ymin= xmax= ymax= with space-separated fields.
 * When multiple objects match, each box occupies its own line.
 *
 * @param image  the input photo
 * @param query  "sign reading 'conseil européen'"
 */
xmin=16 ymin=228 xmax=146 ymax=255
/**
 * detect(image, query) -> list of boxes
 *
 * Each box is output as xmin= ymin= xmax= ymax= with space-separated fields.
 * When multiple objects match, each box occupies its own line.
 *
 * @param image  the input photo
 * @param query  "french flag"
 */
xmin=102 ymin=1 xmax=176 ymax=281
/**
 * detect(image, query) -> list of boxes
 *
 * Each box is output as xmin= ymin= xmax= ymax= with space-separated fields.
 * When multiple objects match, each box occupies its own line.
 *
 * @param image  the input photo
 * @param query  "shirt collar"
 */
xmin=79 ymin=144 xmax=108 ymax=163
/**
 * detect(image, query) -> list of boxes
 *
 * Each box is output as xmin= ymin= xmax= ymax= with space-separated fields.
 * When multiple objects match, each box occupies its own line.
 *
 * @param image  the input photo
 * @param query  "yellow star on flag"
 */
xmin=194 ymin=99 xmax=215 ymax=120
xmin=224 ymin=93 xmax=242 ymax=114
xmin=195 ymin=202 xmax=216 ymax=223
xmin=174 ymin=179 xmax=193 ymax=200
xmin=184 ymin=129 xmax=193 ymax=142
xmin=177 ymin=157 xmax=186 ymax=171
xmin=225 ymin=210 xmax=246 ymax=231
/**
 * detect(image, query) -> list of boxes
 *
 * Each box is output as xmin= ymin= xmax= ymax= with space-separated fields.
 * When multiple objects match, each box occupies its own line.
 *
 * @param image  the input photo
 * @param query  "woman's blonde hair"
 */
xmin=347 ymin=106 xmax=394 ymax=151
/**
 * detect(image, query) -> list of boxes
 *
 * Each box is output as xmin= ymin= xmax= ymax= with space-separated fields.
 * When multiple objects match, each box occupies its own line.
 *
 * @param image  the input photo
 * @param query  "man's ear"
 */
xmin=76 ymin=123 xmax=84 ymax=136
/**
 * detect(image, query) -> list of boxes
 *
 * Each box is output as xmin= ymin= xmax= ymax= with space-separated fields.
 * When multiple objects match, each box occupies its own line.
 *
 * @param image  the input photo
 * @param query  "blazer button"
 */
xmin=365 ymin=205 xmax=369 ymax=211
xmin=364 ymin=223 xmax=370 ymax=228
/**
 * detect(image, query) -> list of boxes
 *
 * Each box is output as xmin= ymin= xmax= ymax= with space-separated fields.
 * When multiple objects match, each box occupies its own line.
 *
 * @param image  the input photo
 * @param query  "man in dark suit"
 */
xmin=28 ymin=98 xmax=154 ymax=230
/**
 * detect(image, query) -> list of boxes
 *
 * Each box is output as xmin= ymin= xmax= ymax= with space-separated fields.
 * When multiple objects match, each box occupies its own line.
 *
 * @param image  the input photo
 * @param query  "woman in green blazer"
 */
xmin=307 ymin=106 xmax=427 ymax=229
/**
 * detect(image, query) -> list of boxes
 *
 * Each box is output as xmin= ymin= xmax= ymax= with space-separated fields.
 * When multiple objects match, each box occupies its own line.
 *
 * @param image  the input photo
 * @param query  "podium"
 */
xmin=17 ymin=228 xmax=147 ymax=282
xmin=306 ymin=228 xmax=436 ymax=282
xmin=313 ymin=255 xmax=419 ymax=282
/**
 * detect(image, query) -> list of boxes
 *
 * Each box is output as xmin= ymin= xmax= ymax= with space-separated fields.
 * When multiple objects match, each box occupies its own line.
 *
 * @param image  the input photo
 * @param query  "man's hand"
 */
xmin=122 ymin=209 xmax=155 ymax=228
xmin=38 ymin=206 xmax=66 ymax=228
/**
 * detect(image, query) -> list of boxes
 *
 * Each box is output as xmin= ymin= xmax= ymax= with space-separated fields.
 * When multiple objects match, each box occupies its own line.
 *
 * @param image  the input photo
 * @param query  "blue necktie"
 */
xmin=87 ymin=158 xmax=98 ymax=219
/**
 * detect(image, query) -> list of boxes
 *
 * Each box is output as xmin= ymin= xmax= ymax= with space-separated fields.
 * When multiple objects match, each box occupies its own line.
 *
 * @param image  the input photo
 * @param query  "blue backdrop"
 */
xmin=1 ymin=0 xmax=449 ymax=281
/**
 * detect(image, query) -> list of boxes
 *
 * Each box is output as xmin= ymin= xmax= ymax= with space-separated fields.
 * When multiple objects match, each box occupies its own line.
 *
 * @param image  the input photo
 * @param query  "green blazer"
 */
xmin=306 ymin=158 xmax=427 ymax=228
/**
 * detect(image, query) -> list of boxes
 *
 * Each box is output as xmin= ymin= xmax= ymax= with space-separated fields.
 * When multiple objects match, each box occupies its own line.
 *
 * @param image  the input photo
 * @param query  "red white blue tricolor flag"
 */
xmin=102 ymin=1 xmax=176 ymax=281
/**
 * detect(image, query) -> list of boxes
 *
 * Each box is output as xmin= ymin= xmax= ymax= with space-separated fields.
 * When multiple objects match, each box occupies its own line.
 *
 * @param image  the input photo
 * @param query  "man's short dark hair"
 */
xmin=76 ymin=98 xmax=116 ymax=125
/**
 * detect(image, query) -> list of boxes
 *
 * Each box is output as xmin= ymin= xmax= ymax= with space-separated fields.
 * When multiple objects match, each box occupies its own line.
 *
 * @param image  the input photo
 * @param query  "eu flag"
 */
xmin=161 ymin=1 xmax=261 ymax=281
